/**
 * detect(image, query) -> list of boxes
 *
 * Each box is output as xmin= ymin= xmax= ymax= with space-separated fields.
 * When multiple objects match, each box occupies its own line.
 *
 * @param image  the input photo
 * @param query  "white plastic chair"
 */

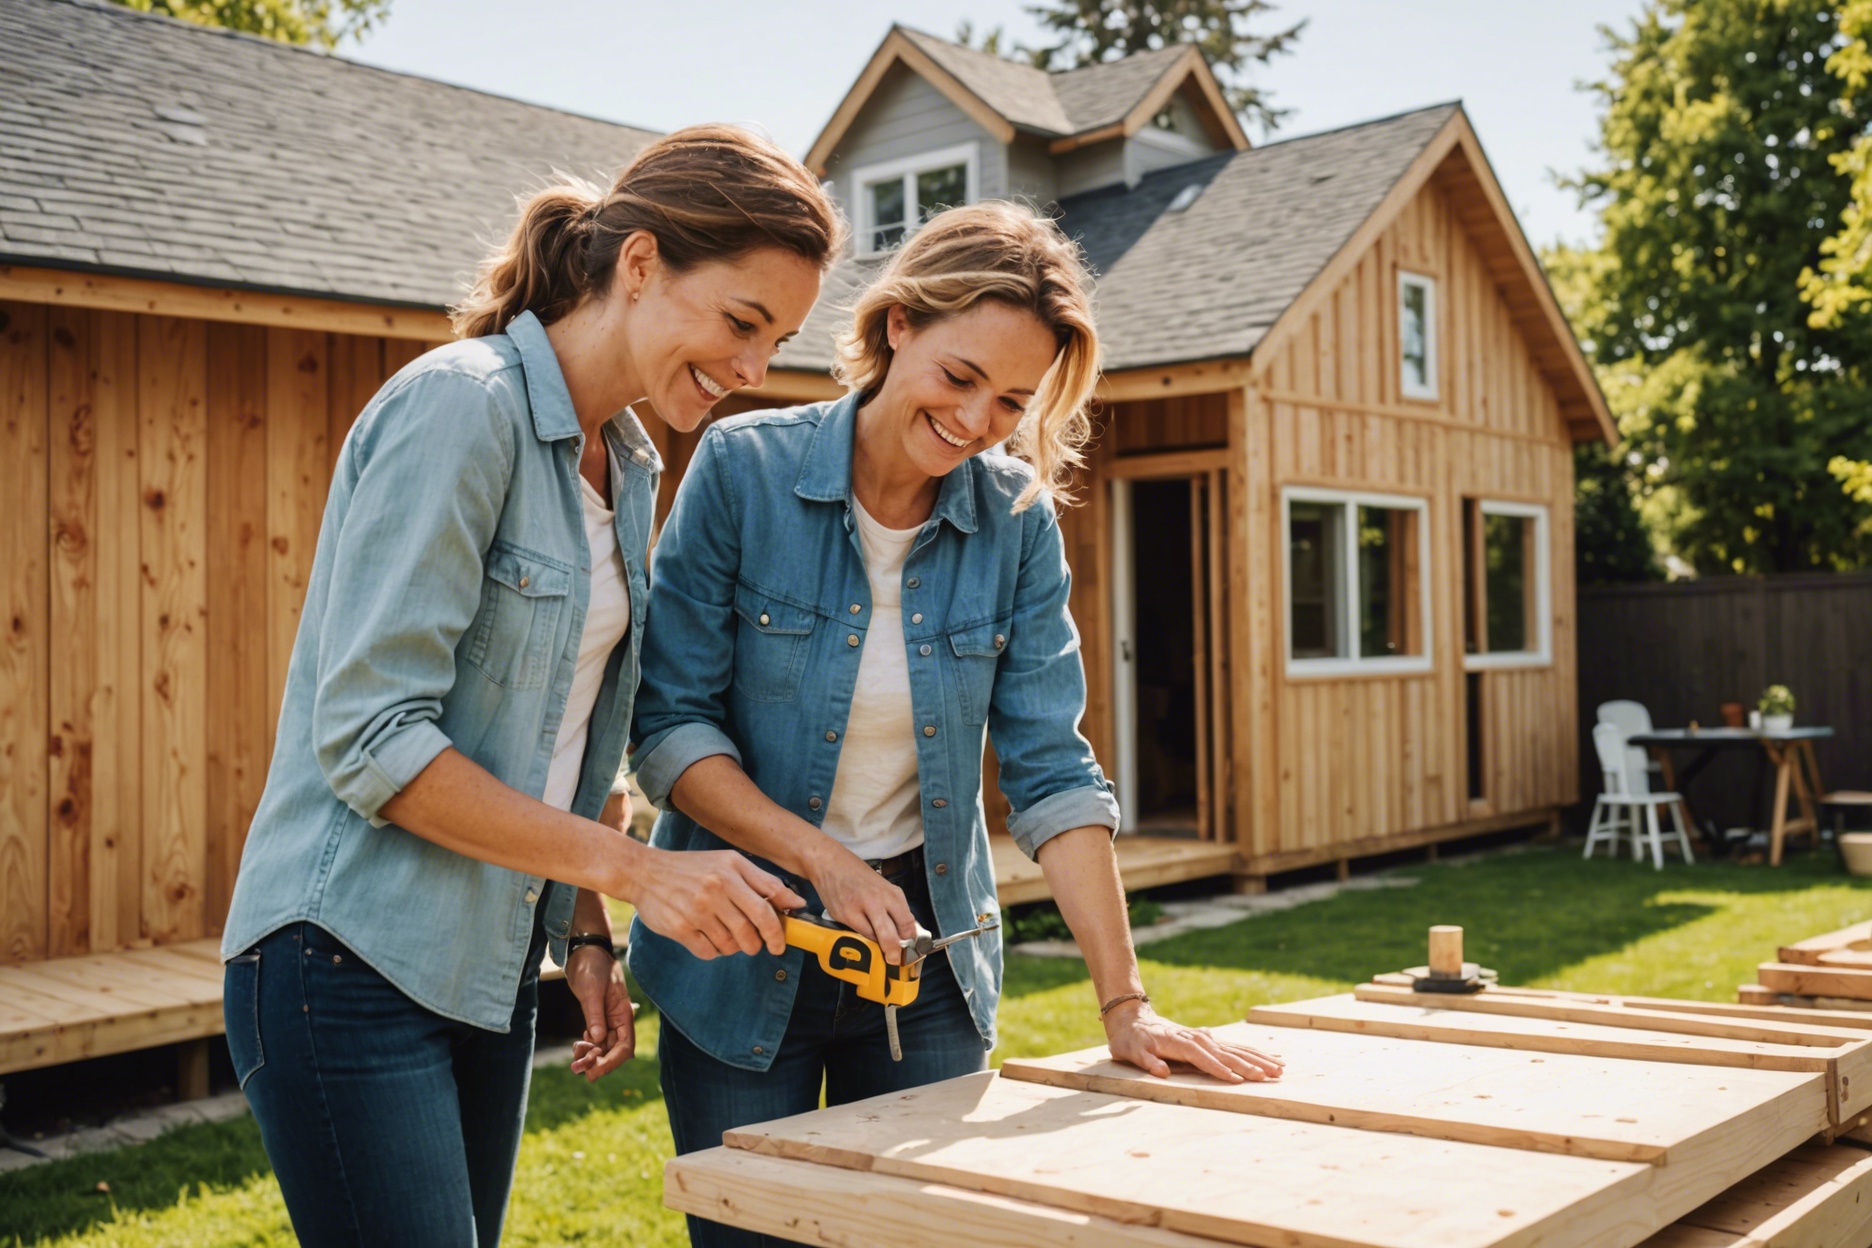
xmin=1584 ymin=722 xmax=1695 ymax=869
xmin=1597 ymin=700 xmax=1664 ymax=782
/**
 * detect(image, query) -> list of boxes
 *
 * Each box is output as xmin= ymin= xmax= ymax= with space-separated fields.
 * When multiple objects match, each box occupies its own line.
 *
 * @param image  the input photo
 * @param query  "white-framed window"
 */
xmin=1463 ymin=500 xmax=1552 ymax=669
xmin=1398 ymin=270 xmax=1438 ymax=401
xmin=1283 ymin=487 xmax=1433 ymax=676
xmin=851 ymin=142 xmax=978 ymax=257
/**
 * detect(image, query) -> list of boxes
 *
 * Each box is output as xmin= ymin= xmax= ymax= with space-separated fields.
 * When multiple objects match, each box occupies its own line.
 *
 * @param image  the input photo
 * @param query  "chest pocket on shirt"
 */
xmin=733 ymin=584 xmax=817 ymax=703
xmin=947 ymin=619 xmax=1010 ymax=725
xmin=465 ymin=541 xmax=573 ymax=691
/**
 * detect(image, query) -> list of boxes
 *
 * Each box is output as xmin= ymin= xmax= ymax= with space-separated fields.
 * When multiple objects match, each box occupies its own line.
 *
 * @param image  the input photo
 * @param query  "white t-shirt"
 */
xmin=542 ymin=460 xmax=631 ymax=811
xmin=819 ymin=499 xmax=925 ymax=860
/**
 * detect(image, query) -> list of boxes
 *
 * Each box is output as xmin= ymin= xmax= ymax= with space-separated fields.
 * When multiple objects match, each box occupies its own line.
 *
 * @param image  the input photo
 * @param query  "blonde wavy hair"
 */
xmin=832 ymin=201 xmax=1100 ymax=511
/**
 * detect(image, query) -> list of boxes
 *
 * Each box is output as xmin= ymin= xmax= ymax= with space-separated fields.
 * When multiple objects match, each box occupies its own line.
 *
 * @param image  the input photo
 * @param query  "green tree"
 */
xmin=1021 ymin=0 xmax=1304 ymax=133
xmin=1555 ymin=0 xmax=1872 ymax=574
xmin=110 ymin=0 xmax=386 ymax=48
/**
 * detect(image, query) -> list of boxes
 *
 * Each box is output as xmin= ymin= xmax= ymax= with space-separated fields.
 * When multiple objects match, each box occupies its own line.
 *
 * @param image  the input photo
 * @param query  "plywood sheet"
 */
xmin=723 ymin=1071 xmax=1673 ymax=1248
xmin=1637 ymin=1143 xmax=1872 ymax=1248
xmin=1001 ymin=1021 xmax=1824 ymax=1164
xmin=667 ymin=1147 xmax=1224 ymax=1248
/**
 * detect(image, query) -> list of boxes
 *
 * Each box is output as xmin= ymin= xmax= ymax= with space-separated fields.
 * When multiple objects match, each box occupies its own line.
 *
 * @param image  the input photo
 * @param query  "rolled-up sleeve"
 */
xmin=992 ymin=498 xmax=1121 ymax=859
xmin=632 ymin=425 xmax=745 ymax=808
xmin=311 ymin=370 xmax=515 ymax=825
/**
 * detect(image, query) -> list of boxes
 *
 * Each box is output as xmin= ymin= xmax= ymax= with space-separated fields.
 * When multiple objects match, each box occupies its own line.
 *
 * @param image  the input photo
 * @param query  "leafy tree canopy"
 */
xmin=1551 ymin=0 xmax=1872 ymax=574
xmin=110 ymin=0 xmax=386 ymax=49
xmin=960 ymin=1 xmax=1303 ymax=134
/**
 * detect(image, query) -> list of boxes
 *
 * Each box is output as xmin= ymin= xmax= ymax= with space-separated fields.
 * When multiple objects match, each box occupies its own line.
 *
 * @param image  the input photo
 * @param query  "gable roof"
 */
xmin=0 ymin=0 xmax=659 ymax=309
xmin=805 ymin=26 xmax=1247 ymax=173
xmin=779 ymin=102 xmax=1615 ymax=445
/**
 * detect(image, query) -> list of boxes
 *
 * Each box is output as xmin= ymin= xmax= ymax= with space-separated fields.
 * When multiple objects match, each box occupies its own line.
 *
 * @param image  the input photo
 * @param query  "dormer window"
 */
xmin=852 ymin=142 xmax=978 ymax=257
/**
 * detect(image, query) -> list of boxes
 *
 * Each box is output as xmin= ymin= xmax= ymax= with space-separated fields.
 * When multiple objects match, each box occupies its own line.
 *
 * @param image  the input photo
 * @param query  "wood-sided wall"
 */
xmin=1060 ymin=164 xmax=1583 ymax=873
xmin=1233 ymin=167 xmax=1580 ymax=872
xmin=0 ymin=299 xmax=442 ymax=965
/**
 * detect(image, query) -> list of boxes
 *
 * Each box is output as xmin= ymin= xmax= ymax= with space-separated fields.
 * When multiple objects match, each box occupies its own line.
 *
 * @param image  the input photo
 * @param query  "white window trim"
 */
xmin=1464 ymin=500 xmax=1553 ymax=671
xmin=1398 ymin=270 xmax=1439 ymax=401
xmin=1282 ymin=486 xmax=1434 ymax=678
xmin=851 ymin=142 xmax=980 ymax=258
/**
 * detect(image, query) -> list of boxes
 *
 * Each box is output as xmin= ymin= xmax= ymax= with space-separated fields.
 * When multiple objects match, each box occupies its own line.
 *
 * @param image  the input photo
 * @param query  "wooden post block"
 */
xmin=1429 ymin=925 xmax=1464 ymax=977
xmin=176 ymin=1037 xmax=210 ymax=1100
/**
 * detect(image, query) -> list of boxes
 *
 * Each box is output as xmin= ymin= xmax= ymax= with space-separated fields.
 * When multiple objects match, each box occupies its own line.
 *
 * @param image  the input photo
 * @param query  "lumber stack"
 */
xmin=1740 ymin=920 xmax=1872 ymax=1013
xmin=666 ymin=948 xmax=1872 ymax=1246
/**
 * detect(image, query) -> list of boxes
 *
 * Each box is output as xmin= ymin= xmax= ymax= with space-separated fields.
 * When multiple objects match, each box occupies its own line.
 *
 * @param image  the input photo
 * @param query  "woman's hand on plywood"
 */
xmin=1104 ymin=1001 xmax=1286 ymax=1084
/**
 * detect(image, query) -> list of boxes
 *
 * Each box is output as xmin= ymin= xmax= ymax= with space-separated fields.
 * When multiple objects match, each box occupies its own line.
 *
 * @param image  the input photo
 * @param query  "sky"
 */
xmin=348 ymin=0 xmax=1648 ymax=250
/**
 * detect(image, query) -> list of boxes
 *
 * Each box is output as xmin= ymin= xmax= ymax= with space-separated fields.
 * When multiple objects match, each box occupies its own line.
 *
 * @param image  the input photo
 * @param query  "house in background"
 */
xmin=0 ymin=0 xmax=1612 ymax=1079
xmin=716 ymin=26 xmax=1619 ymax=899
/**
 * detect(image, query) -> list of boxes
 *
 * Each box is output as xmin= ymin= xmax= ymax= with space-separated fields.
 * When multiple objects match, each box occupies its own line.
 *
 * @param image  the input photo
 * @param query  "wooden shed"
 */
xmin=0 ymin=0 xmax=673 ymax=1002
xmin=758 ymin=28 xmax=1620 ymax=894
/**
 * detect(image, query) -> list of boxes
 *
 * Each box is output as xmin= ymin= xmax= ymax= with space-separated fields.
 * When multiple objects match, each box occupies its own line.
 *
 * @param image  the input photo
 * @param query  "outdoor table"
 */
xmin=1627 ymin=726 xmax=1835 ymax=866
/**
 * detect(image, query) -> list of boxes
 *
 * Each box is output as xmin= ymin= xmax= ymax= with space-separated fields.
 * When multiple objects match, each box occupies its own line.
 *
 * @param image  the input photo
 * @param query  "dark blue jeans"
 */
xmin=224 ymin=921 xmax=542 ymax=1247
xmin=659 ymin=860 xmax=990 ymax=1248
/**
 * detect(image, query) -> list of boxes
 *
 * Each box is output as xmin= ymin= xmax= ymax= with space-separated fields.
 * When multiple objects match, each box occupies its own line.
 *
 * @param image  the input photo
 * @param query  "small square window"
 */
xmin=1399 ymin=272 xmax=1438 ymax=400
xmin=1285 ymin=489 xmax=1431 ymax=674
xmin=851 ymin=144 xmax=977 ymax=257
xmin=1463 ymin=500 xmax=1551 ymax=668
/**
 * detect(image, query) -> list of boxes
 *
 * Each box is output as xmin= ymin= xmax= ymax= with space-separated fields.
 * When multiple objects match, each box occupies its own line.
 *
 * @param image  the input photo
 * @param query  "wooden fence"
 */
xmin=1574 ymin=574 xmax=1872 ymax=834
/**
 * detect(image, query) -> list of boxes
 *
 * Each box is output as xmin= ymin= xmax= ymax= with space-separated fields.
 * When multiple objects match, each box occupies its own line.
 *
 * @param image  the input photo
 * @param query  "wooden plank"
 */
xmin=1251 ymin=994 xmax=1852 ymax=1081
xmin=1759 ymin=962 xmax=1872 ymax=1002
xmin=265 ymin=328 xmax=329 ymax=732
xmin=46 ymin=306 xmax=96 ymax=957
xmin=1780 ymin=922 xmax=1872 ymax=967
xmin=666 ymin=1148 xmax=1225 ymax=1248
xmin=139 ymin=315 xmax=209 ymax=943
xmin=0 ymin=301 xmax=50 ymax=965
xmin=204 ymin=322 xmax=269 ymax=932
xmin=723 ymin=1071 xmax=1701 ymax=1248
xmin=1639 ymin=1143 xmax=1872 ymax=1248
xmin=88 ymin=311 xmax=142 ymax=952
xmin=1001 ymin=1021 xmax=1823 ymax=1165
xmin=0 ymin=263 xmax=454 ymax=342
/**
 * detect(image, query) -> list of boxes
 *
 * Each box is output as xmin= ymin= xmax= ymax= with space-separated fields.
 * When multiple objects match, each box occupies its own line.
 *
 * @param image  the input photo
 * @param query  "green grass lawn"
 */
xmin=5 ymin=845 xmax=1870 ymax=1247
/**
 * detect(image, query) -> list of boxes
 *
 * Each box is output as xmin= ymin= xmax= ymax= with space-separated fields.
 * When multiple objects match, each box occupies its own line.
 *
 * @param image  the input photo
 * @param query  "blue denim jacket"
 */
xmin=627 ymin=392 xmax=1119 ymax=1069
xmin=221 ymin=311 xmax=661 ymax=1032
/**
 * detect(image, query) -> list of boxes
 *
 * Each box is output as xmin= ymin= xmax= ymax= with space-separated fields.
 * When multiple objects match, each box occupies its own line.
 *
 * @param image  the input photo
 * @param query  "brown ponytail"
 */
xmin=452 ymin=124 xmax=846 ymax=339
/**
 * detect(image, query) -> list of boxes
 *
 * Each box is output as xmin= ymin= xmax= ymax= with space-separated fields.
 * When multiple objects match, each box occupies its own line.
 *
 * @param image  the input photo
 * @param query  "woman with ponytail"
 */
xmin=631 ymin=201 xmax=1282 ymax=1248
xmin=219 ymin=125 xmax=842 ymax=1247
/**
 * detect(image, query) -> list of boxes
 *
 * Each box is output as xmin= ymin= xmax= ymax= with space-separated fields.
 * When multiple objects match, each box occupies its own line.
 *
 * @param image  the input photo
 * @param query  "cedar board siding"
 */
xmin=1237 ymin=173 xmax=1578 ymax=865
xmin=821 ymin=64 xmax=1006 ymax=219
xmin=0 ymin=299 xmax=442 ymax=964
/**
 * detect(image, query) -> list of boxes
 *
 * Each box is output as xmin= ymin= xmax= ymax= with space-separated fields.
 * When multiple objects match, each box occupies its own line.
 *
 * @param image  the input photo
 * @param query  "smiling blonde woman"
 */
xmin=628 ymin=201 xmax=1284 ymax=1248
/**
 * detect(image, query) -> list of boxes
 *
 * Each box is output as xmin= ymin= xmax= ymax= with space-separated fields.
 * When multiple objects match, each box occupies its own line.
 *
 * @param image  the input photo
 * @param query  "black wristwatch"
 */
xmin=564 ymin=933 xmax=616 ymax=960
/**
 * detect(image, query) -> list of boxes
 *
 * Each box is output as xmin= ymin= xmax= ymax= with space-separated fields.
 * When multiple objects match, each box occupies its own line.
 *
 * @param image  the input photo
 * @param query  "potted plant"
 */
xmin=1758 ymin=684 xmax=1796 ymax=733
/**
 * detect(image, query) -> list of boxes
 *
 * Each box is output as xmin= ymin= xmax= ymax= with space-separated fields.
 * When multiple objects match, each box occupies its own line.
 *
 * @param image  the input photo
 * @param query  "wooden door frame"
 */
xmin=1106 ymin=450 xmax=1231 ymax=839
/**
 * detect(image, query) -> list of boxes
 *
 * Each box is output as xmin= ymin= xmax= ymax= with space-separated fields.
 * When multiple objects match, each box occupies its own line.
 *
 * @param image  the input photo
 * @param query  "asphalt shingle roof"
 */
xmin=0 ymin=0 xmax=659 ymax=308
xmin=777 ymin=104 xmax=1459 ymax=374
xmin=896 ymin=28 xmax=1192 ymax=139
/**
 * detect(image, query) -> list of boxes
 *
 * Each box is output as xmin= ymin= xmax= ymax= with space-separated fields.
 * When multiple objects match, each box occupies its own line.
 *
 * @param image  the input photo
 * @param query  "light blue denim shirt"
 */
xmin=221 ymin=311 xmax=661 ymax=1032
xmin=627 ymin=392 xmax=1119 ymax=1069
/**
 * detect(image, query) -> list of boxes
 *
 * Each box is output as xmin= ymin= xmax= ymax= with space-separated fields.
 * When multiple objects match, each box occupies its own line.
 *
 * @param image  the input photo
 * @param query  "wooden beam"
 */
xmin=1097 ymin=358 xmax=1256 ymax=402
xmin=0 ymin=265 xmax=454 ymax=343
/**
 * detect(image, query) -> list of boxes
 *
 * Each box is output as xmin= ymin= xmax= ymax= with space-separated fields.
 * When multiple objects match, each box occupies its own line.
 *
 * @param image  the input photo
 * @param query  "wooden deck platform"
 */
xmin=993 ymin=834 xmax=1239 ymax=907
xmin=0 ymin=939 xmax=226 ymax=1078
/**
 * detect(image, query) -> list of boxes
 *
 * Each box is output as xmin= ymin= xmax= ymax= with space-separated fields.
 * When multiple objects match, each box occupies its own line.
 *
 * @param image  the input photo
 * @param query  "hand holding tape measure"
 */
xmin=780 ymin=910 xmax=997 ymax=1060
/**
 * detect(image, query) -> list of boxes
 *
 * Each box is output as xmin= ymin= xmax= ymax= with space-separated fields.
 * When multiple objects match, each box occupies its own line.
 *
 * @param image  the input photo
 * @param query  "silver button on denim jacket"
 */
xmin=221 ymin=311 xmax=661 ymax=1031
xmin=627 ymin=393 xmax=1119 ymax=1070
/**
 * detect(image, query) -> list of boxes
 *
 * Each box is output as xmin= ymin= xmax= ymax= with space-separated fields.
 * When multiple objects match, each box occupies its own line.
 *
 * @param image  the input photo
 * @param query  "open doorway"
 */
xmin=1111 ymin=470 xmax=1226 ymax=837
